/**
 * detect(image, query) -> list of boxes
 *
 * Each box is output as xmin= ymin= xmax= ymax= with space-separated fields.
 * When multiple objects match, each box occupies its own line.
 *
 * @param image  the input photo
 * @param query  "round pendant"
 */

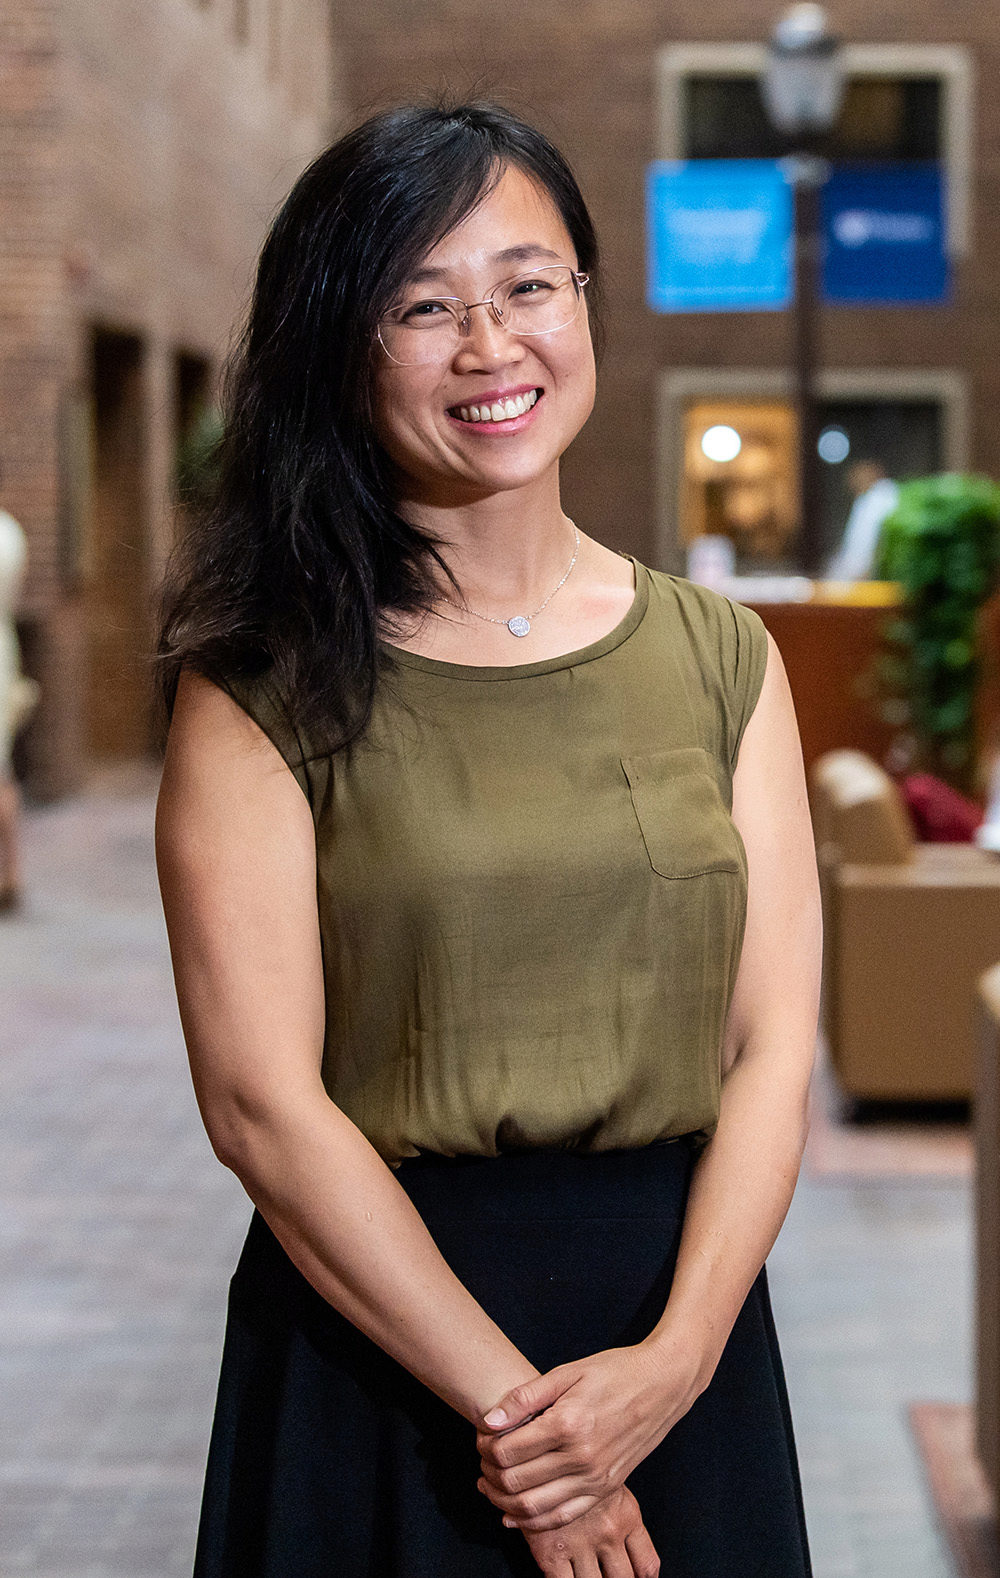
xmin=507 ymin=615 xmax=531 ymax=638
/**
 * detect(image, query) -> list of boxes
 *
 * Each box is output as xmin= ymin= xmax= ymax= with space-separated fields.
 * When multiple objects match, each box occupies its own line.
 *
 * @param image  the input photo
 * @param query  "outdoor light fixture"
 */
xmin=759 ymin=3 xmax=846 ymax=573
xmin=761 ymin=3 xmax=846 ymax=139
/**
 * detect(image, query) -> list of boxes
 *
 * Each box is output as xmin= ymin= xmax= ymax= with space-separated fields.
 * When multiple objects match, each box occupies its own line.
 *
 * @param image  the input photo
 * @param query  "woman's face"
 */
xmin=372 ymin=164 xmax=596 ymax=508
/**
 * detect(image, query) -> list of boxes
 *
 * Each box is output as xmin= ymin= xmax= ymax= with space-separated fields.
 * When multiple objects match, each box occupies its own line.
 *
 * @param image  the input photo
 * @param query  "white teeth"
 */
xmin=453 ymin=390 xmax=540 ymax=423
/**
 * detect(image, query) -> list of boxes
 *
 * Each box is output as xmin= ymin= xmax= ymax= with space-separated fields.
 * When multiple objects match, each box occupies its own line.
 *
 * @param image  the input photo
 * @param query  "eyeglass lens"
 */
xmin=379 ymin=267 xmax=586 ymax=366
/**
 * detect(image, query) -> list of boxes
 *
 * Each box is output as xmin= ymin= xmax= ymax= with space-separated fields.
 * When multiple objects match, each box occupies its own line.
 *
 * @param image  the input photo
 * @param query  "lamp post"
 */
xmin=760 ymin=3 xmax=845 ymax=574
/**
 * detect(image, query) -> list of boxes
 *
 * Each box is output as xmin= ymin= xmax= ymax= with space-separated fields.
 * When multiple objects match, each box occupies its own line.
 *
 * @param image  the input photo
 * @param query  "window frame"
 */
xmin=656 ymin=42 xmax=974 ymax=257
xmin=654 ymin=365 xmax=970 ymax=571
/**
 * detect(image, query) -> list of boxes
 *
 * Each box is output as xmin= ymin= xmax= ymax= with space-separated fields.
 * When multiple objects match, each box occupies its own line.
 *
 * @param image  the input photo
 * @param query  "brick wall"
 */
xmin=1 ymin=0 xmax=338 ymax=793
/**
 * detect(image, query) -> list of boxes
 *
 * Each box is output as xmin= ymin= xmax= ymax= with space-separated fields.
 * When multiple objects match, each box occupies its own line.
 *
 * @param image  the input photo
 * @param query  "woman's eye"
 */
xmin=401 ymin=299 xmax=449 ymax=322
xmin=511 ymin=280 xmax=552 ymax=297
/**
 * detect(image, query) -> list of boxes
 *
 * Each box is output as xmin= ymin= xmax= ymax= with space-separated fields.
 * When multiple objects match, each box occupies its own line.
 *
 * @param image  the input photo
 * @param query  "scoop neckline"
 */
xmin=378 ymin=555 xmax=649 ymax=681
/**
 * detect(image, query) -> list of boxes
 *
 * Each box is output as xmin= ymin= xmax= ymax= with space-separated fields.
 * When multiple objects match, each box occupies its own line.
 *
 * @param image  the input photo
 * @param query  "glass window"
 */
xmin=683 ymin=75 xmax=941 ymax=162
xmin=681 ymin=400 xmax=800 ymax=573
xmin=817 ymin=399 xmax=943 ymax=568
xmin=679 ymin=396 xmax=944 ymax=573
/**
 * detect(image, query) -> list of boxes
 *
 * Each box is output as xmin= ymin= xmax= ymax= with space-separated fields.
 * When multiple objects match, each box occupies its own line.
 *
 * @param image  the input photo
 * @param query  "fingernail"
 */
xmin=484 ymin=1408 xmax=507 ymax=1426
xmin=503 ymin=1517 xmax=516 ymax=1529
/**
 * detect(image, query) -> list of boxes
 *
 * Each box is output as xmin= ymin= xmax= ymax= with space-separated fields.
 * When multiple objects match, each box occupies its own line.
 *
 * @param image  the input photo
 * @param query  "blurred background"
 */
xmin=5 ymin=1 xmax=1000 ymax=1574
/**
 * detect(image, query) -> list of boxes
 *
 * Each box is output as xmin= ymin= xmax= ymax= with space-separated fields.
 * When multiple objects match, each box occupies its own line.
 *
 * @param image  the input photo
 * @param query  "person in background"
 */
xmin=0 ymin=474 xmax=29 ymax=911
xmin=824 ymin=458 xmax=900 ymax=582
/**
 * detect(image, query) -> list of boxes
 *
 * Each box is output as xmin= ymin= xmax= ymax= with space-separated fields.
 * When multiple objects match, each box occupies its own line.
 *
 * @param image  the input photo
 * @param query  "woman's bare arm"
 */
xmin=156 ymin=669 xmax=543 ymax=1425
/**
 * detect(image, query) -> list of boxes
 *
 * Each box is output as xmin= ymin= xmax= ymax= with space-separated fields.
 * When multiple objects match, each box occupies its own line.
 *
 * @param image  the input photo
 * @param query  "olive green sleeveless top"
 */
xmin=221 ymin=560 xmax=769 ymax=1167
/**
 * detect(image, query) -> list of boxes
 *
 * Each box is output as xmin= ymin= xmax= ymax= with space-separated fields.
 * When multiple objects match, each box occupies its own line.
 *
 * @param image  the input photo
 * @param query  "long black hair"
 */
xmin=154 ymin=99 xmax=602 ymax=753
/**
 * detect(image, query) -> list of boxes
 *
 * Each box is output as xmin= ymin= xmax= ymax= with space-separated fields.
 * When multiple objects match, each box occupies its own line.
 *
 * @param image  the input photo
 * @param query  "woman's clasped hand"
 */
xmin=476 ymin=1339 xmax=706 ymax=1545
xmin=518 ymin=1486 xmax=661 ymax=1578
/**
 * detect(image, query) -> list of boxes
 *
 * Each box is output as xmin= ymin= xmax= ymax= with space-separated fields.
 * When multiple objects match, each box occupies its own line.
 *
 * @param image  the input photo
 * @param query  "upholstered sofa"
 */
xmin=809 ymin=749 xmax=1000 ymax=1101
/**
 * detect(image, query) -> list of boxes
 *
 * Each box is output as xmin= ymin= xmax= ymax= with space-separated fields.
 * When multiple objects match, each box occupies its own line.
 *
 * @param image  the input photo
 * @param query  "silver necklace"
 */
xmin=442 ymin=525 xmax=581 ymax=638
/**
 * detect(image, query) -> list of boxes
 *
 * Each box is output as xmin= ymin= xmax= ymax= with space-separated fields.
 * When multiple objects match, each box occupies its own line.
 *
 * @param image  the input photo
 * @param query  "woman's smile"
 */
xmin=447 ymin=385 xmax=543 ymax=432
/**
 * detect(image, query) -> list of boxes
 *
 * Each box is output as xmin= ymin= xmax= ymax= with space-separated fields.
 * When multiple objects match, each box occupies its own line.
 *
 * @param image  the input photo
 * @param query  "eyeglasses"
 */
xmin=377 ymin=265 xmax=590 ymax=367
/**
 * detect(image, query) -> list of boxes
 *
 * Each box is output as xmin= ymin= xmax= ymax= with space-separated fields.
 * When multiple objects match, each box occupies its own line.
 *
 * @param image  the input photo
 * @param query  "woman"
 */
xmin=155 ymin=101 xmax=822 ymax=1578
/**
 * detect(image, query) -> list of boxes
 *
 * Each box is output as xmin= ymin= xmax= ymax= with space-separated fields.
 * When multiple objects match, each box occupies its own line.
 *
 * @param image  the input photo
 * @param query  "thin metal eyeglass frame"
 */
xmin=376 ymin=266 xmax=590 ymax=366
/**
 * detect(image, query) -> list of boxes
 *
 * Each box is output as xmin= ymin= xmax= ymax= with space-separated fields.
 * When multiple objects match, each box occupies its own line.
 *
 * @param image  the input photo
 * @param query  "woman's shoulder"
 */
xmin=632 ymin=560 xmax=771 ymax=769
xmin=635 ymin=561 xmax=768 ymax=669
xmin=174 ymin=662 xmax=315 ymax=797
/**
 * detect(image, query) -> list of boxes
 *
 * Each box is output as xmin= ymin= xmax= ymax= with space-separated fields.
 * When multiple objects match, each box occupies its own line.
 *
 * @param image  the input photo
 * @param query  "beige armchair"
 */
xmin=809 ymin=749 xmax=1000 ymax=1101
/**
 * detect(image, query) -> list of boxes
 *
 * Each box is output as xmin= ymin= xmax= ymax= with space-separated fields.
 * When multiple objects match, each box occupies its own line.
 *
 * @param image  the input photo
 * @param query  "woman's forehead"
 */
xmin=406 ymin=242 xmax=567 ymax=289
xmin=407 ymin=167 xmax=575 ymax=284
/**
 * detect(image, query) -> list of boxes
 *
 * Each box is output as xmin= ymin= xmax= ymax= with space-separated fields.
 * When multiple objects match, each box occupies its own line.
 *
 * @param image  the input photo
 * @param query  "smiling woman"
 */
xmin=153 ymin=100 xmax=821 ymax=1578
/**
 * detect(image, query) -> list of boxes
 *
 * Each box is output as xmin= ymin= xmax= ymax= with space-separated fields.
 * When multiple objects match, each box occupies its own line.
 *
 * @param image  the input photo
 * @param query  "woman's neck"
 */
xmin=383 ymin=466 xmax=636 ymax=664
xmin=399 ymin=473 xmax=575 ymax=611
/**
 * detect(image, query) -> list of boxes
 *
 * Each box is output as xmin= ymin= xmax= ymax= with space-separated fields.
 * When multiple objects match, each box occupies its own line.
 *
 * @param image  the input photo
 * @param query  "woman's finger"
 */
xmin=479 ymin=1448 xmax=569 ymax=1495
xmin=478 ymin=1414 xmax=565 ymax=1467
xmin=624 ymin=1523 xmax=661 ymax=1578
xmin=597 ymin=1548 xmax=635 ymax=1578
xmin=480 ymin=1471 xmax=587 ymax=1521
xmin=504 ymin=1492 xmax=599 ymax=1533
xmin=482 ymin=1369 xmax=568 ymax=1432
xmin=569 ymin=1550 xmax=602 ymax=1578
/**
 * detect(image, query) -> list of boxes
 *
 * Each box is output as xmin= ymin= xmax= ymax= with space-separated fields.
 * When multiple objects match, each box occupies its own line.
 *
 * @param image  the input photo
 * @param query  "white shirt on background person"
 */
xmin=825 ymin=477 xmax=901 ymax=581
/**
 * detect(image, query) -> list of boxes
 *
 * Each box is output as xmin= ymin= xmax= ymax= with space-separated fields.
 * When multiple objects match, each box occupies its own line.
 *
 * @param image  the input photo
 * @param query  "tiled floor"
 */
xmin=0 ymin=767 xmax=973 ymax=1576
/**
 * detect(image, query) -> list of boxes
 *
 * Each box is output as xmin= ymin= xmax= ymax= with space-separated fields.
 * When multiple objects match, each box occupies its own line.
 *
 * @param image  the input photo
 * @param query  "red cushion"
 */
xmin=900 ymin=773 xmax=984 ymax=842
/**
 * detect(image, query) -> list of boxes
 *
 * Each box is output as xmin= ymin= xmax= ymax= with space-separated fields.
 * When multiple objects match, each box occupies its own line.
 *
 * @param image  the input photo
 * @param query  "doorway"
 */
xmin=85 ymin=327 xmax=150 ymax=758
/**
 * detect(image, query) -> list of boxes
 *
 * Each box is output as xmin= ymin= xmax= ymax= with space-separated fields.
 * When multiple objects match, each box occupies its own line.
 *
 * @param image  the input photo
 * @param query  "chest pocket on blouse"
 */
xmin=621 ymin=747 xmax=742 ymax=879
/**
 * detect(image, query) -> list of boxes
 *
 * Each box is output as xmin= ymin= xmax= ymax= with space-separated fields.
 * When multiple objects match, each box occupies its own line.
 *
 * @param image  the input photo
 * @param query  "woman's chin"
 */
xmin=405 ymin=458 xmax=559 ymax=509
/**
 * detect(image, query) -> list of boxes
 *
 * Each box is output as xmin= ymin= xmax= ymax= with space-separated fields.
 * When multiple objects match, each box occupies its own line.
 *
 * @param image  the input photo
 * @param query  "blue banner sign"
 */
xmin=821 ymin=164 xmax=949 ymax=304
xmin=646 ymin=160 xmax=793 ymax=313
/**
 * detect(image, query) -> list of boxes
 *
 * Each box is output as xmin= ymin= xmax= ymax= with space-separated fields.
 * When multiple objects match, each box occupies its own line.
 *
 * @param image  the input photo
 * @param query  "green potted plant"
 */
xmin=873 ymin=472 xmax=1000 ymax=794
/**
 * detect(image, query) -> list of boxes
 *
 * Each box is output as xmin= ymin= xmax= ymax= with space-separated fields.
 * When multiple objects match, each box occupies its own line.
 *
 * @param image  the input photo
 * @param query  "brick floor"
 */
xmin=0 ymin=769 xmax=967 ymax=1576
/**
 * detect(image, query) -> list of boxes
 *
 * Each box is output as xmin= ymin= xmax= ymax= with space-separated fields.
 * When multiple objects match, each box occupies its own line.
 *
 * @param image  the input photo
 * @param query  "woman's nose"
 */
xmin=452 ymin=303 xmax=525 ymax=368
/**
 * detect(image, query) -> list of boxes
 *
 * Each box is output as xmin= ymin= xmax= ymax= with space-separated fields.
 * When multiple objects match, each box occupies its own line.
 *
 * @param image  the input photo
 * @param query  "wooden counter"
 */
xmin=737 ymin=595 xmax=897 ymax=775
xmin=740 ymin=583 xmax=1000 ymax=788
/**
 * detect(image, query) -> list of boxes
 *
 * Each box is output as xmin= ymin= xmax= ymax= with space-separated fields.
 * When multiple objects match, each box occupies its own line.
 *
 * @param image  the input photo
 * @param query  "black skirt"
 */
xmin=193 ymin=1138 xmax=812 ymax=1577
